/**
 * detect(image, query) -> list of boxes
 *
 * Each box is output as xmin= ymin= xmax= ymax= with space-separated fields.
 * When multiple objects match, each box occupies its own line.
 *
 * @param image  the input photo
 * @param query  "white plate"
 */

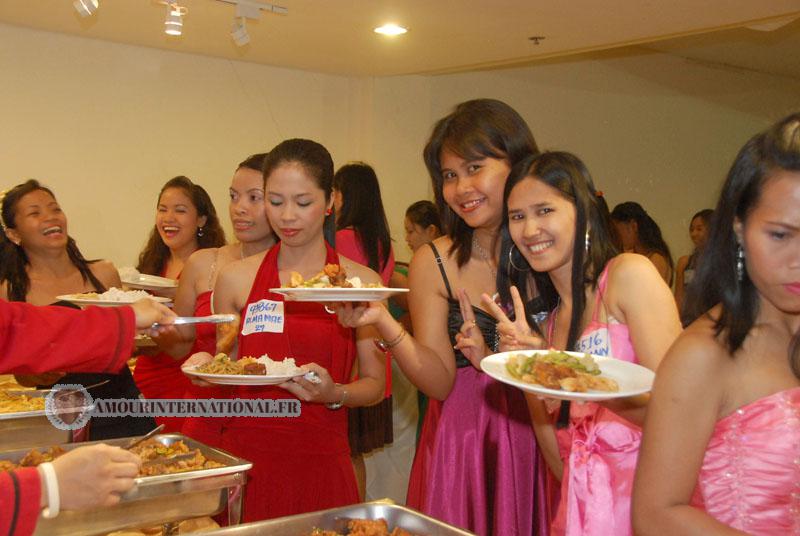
xmin=480 ymin=350 xmax=655 ymax=402
xmin=269 ymin=287 xmax=409 ymax=302
xmin=56 ymin=294 xmax=172 ymax=307
xmin=182 ymin=365 xmax=304 ymax=386
xmin=121 ymin=274 xmax=178 ymax=291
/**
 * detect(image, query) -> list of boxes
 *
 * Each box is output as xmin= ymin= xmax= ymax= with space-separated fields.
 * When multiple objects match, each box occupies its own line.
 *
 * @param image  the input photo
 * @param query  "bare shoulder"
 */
xmin=410 ymin=236 xmax=452 ymax=272
xmin=676 ymin=255 xmax=689 ymax=271
xmin=217 ymin=254 xmax=261 ymax=288
xmin=91 ymin=260 xmax=121 ymax=287
xmin=656 ymin=311 xmax=730 ymax=389
xmin=187 ymin=248 xmax=218 ymax=268
xmin=608 ymin=252 xmax=662 ymax=284
xmin=339 ymin=256 xmax=382 ymax=286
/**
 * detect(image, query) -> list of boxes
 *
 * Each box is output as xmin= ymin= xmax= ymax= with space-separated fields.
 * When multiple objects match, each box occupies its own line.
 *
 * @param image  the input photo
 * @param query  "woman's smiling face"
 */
xmin=156 ymin=187 xmax=205 ymax=252
xmin=439 ymin=149 xmax=510 ymax=231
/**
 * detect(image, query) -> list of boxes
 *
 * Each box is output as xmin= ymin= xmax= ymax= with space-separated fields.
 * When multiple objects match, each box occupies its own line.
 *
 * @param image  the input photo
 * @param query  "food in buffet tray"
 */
xmin=505 ymin=351 xmax=619 ymax=393
xmin=308 ymin=518 xmax=420 ymax=536
xmin=0 ymin=390 xmax=46 ymax=413
xmin=288 ymin=264 xmax=379 ymax=289
xmin=0 ymin=441 xmax=224 ymax=477
xmin=195 ymin=353 xmax=303 ymax=376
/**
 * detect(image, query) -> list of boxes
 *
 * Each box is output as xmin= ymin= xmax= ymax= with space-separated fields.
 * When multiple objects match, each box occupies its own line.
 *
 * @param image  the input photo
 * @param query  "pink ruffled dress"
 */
xmin=551 ymin=261 xmax=642 ymax=536
xmin=690 ymin=387 xmax=800 ymax=534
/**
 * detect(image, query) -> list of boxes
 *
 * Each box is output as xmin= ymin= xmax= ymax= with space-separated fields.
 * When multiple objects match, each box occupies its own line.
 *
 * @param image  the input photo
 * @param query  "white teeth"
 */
xmin=528 ymin=241 xmax=553 ymax=253
xmin=42 ymin=226 xmax=62 ymax=236
xmin=461 ymin=199 xmax=483 ymax=209
xmin=163 ymin=226 xmax=179 ymax=232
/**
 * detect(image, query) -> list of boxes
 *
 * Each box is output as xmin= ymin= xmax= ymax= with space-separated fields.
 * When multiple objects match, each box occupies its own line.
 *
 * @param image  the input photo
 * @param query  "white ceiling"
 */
xmin=0 ymin=0 xmax=798 ymax=78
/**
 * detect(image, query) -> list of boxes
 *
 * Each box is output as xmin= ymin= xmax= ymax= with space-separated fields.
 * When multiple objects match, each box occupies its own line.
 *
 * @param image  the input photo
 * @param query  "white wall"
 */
xmin=1 ymin=22 xmax=798 ymax=268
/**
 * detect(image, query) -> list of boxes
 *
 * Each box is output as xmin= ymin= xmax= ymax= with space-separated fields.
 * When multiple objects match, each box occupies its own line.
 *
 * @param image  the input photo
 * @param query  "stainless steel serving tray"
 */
xmin=202 ymin=499 xmax=476 ymax=536
xmin=0 ymin=390 xmax=71 ymax=450
xmin=0 ymin=433 xmax=252 ymax=536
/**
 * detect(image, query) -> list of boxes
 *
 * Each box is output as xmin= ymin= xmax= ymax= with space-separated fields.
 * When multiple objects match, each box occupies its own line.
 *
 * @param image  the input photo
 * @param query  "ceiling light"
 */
xmin=231 ymin=17 xmax=250 ymax=46
xmin=164 ymin=3 xmax=187 ymax=36
xmin=374 ymin=23 xmax=407 ymax=36
xmin=73 ymin=0 xmax=99 ymax=17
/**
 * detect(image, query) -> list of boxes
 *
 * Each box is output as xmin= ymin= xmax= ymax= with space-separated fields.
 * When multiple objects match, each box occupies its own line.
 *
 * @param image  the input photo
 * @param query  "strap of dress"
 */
xmin=590 ymin=260 xmax=614 ymax=323
xmin=206 ymin=248 xmax=220 ymax=291
xmin=428 ymin=242 xmax=454 ymax=300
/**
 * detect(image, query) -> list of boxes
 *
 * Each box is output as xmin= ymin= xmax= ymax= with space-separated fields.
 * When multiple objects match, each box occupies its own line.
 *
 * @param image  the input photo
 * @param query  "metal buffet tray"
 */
xmin=202 ymin=499 xmax=476 ymax=536
xmin=0 ymin=433 xmax=252 ymax=536
xmin=0 ymin=390 xmax=72 ymax=451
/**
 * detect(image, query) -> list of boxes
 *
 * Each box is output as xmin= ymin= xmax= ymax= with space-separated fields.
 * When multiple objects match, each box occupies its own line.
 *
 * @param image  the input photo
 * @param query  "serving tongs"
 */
xmin=140 ymin=451 xmax=197 ymax=469
xmin=123 ymin=423 xmax=165 ymax=450
xmin=151 ymin=314 xmax=236 ymax=329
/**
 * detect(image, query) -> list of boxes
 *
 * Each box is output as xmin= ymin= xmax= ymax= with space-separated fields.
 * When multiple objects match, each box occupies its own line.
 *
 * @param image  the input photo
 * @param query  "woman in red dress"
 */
xmin=157 ymin=154 xmax=276 ymax=446
xmin=185 ymin=139 xmax=385 ymax=522
xmin=133 ymin=176 xmax=225 ymax=431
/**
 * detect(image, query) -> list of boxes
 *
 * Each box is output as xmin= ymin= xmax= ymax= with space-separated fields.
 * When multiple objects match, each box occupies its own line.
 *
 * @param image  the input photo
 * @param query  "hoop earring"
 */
xmin=584 ymin=229 xmax=590 ymax=256
xmin=197 ymin=226 xmax=205 ymax=238
xmin=508 ymin=244 xmax=530 ymax=272
xmin=736 ymin=244 xmax=745 ymax=281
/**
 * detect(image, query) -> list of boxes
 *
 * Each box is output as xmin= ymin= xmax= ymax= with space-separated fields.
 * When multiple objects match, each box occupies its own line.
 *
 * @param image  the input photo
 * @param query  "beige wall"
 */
xmin=1 ymin=23 xmax=798 ymax=269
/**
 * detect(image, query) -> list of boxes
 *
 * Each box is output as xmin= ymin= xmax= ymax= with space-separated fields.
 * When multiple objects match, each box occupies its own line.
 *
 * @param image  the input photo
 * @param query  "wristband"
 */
xmin=39 ymin=462 xmax=60 ymax=519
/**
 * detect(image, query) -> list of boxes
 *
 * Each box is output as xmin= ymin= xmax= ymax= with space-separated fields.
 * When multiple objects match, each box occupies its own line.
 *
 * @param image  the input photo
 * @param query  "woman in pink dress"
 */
xmin=465 ymin=151 xmax=681 ymax=535
xmin=634 ymin=113 xmax=800 ymax=535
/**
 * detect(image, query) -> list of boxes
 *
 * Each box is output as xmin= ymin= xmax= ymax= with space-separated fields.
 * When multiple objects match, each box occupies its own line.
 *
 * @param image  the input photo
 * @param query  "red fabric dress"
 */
xmin=180 ymin=291 xmax=231 ymax=449
xmin=218 ymin=242 xmax=359 ymax=522
xmin=133 ymin=273 xmax=192 ymax=433
xmin=0 ymin=301 xmax=135 ymax=536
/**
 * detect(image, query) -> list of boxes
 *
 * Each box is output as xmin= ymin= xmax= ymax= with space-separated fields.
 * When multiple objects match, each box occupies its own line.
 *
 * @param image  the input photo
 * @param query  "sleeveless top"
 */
xmin=552 ymin=259 xmax=641 ymax=536
xmin=429 ymin=243 xmax=498 ymax=368
xmin=690 ymin=387 xmax=800 ymax=534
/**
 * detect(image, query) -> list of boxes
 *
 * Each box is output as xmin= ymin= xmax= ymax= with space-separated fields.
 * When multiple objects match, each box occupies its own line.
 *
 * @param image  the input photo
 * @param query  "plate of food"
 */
xmin=182 ymin=353 xmax=306 ymax=386
xmin=480 ymin=349 xmax=655 ymax=401
xmin=119 ymin=267 xmax=177 ymax=291
xmin=270 ymin=264 xmax=408 ymax=302
xmin=56 ymin=287 xmax=172 ymax=307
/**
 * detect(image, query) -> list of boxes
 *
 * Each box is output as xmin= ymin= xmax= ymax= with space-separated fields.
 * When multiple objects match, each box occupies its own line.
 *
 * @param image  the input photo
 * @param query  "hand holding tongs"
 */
xmin=151 ymin=313 xmax=237 ymax=330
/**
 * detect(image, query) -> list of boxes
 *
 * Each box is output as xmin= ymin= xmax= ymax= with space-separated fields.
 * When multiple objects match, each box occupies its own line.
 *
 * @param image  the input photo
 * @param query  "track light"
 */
xmin=164 ymin=3 xmax=186 ymax=36
xmin=73 ymin=0 xmax=99 ymax=17
xmin=231 ymin=17 xmax=250 ymax=46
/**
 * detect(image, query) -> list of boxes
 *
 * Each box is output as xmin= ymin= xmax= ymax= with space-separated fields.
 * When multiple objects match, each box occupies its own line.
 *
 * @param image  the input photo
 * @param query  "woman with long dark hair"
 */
xmin=674 ymin=208 xmax=714 ymax=312
xmin=633 ymin=114 xmax=800 ymax=534
xmin=132 ymin=175 xmax=225 ymax=430
xmin=0 ymin=179 xmax=155 ymax=439
xmin=470 ymin=152 xmax=681 ymax=535
xmin=611 ymin=201 xmax=674 ymax=285
xmin=184 ymin=139 xmax=386 ymax=521
xmin=335 ymin=99 xmax=548 ymax=535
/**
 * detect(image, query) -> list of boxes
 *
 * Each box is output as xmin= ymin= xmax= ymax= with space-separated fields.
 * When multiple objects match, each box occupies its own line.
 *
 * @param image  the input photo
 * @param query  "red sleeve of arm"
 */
xmin=0 ymin=301 xmax=136 ymax=375
xmin=0 ymin=467 xmax=41 ymax=536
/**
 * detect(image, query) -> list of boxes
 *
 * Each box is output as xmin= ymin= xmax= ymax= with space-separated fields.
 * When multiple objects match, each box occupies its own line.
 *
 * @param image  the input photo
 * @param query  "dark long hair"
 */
xmin=405 ymin=200 xmax=442 ymax=234
xmin=685 ymin=112 xmax=800 ymax=378
xmin=238 ymin=152 xmax=268 ymax=172
xmin=611 ymin=201 xmax=674 ymax=284
xmin=499 ymin=152 xmax=619 ymax=351
xmin=0 ymin=179 xmax=105 ymax=302
xmin=423 ymin=99 xmax=539 ymax=267
xmin=136 ymin=176 xmax=225 ymax=276
xmin=333 ymin=162 xmax=392 ymax=273
xmin=262 ymin=139 xmax=336 ymax=245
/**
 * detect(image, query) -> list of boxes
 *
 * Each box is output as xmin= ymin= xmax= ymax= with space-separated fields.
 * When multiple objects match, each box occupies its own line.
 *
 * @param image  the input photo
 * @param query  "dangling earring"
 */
xmin=197 ymin=226 xmax=205 ymax=238
xmin=508 ymin=244 xmax=530 ymax=272
xmin=584 ymin=229 xmax=591 ymax=256
xmin=736 ymin=244 xmax=745 ymax=281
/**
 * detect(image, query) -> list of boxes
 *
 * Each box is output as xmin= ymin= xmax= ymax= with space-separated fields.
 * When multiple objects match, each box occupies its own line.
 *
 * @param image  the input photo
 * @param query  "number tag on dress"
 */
xmin=576 ymin=327 xmax=610 ymax=356
xmin=241 ymin=299 xmax=284 ymax=335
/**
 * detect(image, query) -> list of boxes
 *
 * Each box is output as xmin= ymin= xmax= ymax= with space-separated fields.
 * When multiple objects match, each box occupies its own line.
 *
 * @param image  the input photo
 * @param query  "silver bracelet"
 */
xmin=325 ymin=384 xmax=347 ymax=410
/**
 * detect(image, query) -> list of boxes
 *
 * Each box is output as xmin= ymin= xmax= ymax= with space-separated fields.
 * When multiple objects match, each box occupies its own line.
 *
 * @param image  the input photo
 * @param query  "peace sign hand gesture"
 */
xmin=453 ymin=289 xmax=490 ymax=370
xmin=481 ymin=286 xmax=546 ymax=351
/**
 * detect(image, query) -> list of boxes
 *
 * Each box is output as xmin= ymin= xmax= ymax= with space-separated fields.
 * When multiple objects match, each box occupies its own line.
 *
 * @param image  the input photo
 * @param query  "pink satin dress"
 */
xmin=552 ymin=261 xmax=642 ymax=536
xmin=690 ymin=387 xmax=800 ymax=534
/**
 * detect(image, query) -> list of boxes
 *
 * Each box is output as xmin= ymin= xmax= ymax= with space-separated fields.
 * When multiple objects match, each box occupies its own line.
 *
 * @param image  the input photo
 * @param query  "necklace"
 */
xmin=472 ymin=236 xmax=497 ymax=279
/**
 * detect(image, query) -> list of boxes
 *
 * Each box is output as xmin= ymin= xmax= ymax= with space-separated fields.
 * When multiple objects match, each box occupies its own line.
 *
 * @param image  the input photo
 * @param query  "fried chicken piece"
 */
xmin=530 ymin=361 xmax=576 ymax=390
xmin=0 ymin=460 xmax=18 ymax=472
xmin=348 ymin=518 xmax=389 ymax=536
xmin=323 ymin=264 xmax=349 ymax=287
xmin=216 ymin=315 xmax=240 ymax=355
xmin=289 ymin=271 xmax=305 ymax=288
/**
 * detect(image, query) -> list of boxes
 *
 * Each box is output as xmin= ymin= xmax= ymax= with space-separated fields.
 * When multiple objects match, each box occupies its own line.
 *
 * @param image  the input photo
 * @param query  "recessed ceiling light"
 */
xmin=374 ymin=23 xmax=407 ymax=36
